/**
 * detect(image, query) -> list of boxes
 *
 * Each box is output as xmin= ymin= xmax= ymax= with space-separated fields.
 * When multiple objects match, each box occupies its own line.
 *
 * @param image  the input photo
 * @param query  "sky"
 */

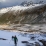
xmin=0 ymin=0 xmax=46 ymax=8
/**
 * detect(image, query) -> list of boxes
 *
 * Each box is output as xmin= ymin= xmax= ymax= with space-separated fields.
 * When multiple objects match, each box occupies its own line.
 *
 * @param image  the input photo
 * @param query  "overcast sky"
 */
xmin=0 ymin=0 xmax=46 ymax=8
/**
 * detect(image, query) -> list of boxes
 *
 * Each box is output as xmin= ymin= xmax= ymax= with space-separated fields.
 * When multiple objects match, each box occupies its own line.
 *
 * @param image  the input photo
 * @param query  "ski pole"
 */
xmin=9 ymin=39 xmax=12 ymax=44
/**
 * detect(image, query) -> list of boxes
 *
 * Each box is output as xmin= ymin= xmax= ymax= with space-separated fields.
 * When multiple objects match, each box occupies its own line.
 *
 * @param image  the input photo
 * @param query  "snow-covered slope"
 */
xmin=0 ymin=4 xmax=42 ymax=14
xmin=0 ymin=4 xmax=46 ymax=24
xmin=0 ymin=30 xmax=46 ymax=46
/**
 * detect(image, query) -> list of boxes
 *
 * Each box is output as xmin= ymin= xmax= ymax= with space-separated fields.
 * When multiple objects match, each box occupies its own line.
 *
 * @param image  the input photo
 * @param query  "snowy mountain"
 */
xmin=0 ymin=4 xmax=43 ymax=14
xmin=20 ymin=1 xmax=44 ymax=6
xmin=0 ymin=4 xmax=46 ymax=24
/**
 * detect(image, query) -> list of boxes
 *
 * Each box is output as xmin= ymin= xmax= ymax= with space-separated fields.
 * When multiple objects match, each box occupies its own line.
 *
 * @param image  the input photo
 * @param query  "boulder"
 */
xmin=21 ymin=41 xmax=29 ymax=43
xmin=39 ymin=39 xmax=46 ymax=46
xmin=35 ymin=42 xmax=41 ymax=46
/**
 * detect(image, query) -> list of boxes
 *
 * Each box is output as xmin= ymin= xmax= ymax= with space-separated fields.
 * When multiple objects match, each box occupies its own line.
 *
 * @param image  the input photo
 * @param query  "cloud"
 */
xmin=0 ymin=0 xmax=6 ymax=3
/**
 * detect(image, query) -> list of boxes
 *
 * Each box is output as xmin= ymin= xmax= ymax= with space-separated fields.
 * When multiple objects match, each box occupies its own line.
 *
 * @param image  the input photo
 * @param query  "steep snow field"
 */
xmin=0 ymin=30 xmax=46 ymax=46
xmin=0 ymin=4 xmax=42 ymax=14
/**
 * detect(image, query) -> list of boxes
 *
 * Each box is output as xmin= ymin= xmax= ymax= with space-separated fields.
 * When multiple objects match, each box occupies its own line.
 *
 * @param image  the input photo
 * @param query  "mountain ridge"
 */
xmin=0 ymin=4 xmax=46 ymax=24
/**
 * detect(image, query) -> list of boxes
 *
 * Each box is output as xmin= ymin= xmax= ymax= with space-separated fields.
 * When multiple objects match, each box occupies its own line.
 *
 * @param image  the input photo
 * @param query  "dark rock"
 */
xmin=22 ymin=41 xmax=34 ymax=46
xmin=31 ymin=37 xmax=35 ymax=39
xmin=39 ymin=39 xmax=46 ymax=46
xmin=35 ymin=42 xmax=41 ymax=46
xmin=0 ymin=38 xmax=7 ymax=40
xmin=21 ymin=41 xmax=29 ymax=43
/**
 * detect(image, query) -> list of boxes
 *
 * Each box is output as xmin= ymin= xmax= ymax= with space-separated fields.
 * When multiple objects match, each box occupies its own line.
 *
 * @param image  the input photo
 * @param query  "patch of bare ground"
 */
xmin=0 ymin=24 xmax=46 ymax=34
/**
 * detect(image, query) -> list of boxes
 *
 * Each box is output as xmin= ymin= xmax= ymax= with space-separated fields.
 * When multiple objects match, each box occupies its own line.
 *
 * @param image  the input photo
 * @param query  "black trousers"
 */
xmin=14 ymin=41 xmax=17 ymax=46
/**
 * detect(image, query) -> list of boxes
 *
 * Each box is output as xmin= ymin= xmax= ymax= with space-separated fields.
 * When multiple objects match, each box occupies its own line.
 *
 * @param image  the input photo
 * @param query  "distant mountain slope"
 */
xmin=0 ymin=4 xmax=46 ymax=24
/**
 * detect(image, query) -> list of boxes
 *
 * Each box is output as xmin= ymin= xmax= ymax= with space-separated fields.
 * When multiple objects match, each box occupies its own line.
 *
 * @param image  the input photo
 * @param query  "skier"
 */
xmin=12 ymin=35 xmax=18 ymax=46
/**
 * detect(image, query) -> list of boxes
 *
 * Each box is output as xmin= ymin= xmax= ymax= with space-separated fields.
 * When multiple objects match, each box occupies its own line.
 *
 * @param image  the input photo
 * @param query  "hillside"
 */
xmin=0 ymin=4 xmax=46 ymax=24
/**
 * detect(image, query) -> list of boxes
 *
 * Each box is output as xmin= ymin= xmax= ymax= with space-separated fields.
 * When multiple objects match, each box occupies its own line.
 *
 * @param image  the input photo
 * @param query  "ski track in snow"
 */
xmin=0 ymin=30 xmax=46 ymax=46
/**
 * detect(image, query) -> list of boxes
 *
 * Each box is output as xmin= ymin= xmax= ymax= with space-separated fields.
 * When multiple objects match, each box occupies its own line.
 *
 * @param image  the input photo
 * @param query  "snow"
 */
xmin=0 ymin=30 xmax=29 ymax=46
xmin=0 ymin=30 xmax=46 ymax=46
xmin=0 ymin=4 xmax=42 ymax=14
